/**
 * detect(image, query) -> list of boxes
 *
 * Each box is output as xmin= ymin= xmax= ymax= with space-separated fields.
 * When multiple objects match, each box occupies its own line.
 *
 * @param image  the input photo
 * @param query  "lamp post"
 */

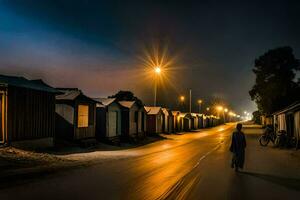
xmin=206 ymin=107 xmax=210 ymax=114
xmin=198 ymin=99 xmax=203 ymax=113
xmin=224 ymin=108 xmax=228 ymax=123
xmin=216 ymin=106 xmax=224 ymax=123
xmin=189 ymin=89 xmax=192 ymax=113
xmin=153 ymin=67 xmax=161 ymax=106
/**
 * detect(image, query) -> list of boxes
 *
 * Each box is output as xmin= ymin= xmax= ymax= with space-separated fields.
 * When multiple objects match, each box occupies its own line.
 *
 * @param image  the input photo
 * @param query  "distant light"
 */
xmin=224 ymin=108 xmax=228 ymax=113
xmin=198 ymin=99 xmax=203 ymax=104
xmin=206 ymin=107 xmax=210 ymax=111
xmin=216 ymin=106 xmax=223 ymax=111
xmin=180 ymin=96 xmax=185 ymax=102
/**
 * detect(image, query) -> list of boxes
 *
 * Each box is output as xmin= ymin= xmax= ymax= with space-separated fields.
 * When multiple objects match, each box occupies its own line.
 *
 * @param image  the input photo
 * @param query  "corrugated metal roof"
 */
xmin=273 ymin=101 xmax=300 ymax=115
xmin=191 ymin=113 xmax=199 ymax=117
xmin=161 ymin=108 xmax=169 ymax=116
xmin=179 ymin=113 xmax=192 ymax=118
xmin=56 ymin=89 xmax=81 ymax=100
xmin=93 ymin=98 xmax=116 ymax=106
xmin=144 ymin=106 xmax=162 ymax=115
xmin=119 ymin=101 xmax=135 ymax=108
xmin=0 ymin=74 xmax=58 ymax=93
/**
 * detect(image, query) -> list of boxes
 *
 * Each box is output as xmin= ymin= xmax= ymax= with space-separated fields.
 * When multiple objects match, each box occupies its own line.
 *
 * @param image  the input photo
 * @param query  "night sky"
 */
xmin=1 ymin=0 xmax=300 ymax=114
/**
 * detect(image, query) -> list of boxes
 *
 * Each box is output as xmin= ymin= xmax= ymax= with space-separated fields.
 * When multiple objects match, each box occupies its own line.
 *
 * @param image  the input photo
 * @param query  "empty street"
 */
xmin=1 ymin=124 xmax=300 ymax=200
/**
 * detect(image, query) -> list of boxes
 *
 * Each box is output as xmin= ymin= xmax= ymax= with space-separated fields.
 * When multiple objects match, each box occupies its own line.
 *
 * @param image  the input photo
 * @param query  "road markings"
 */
xmin=157 ymin=140 xmax=225 ymax=200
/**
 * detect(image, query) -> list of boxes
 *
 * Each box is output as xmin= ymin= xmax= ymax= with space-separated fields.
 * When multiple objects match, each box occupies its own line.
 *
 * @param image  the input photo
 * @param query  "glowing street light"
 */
xmin=197 ymin=99 xmax=203 ymax=113
xmin=216 ymin=106 xmax=223 ymax=111
xmin=154 ymin=67 xmax=161 ymax=74
xmin=224 ymin=108 xmax=228 ymax=113
xmin=180 ymin=95 xmax=185 ymax=102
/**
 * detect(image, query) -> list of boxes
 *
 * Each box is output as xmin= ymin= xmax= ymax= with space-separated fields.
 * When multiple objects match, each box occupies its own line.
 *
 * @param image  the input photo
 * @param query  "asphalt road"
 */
xmin=1 ymin=124 xmax=300 ymax=200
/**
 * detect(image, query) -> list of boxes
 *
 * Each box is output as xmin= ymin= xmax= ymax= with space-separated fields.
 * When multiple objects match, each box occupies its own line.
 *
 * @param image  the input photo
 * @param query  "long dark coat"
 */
xmin=230 ymin=131 xmax=246 ymax=168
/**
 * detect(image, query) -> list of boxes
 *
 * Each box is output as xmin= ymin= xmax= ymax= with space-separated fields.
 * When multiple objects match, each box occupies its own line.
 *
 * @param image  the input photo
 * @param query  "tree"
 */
xmin=109 ymin=91 xmax=144 ymax=106
xmin=249 ymin=46 xmax=300 ymax=115
xmin=252 ymin=110 xmax=261 ymax=124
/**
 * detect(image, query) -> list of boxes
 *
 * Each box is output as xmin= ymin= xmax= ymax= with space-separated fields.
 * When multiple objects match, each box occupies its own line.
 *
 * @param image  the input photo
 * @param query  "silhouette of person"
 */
xmin=230 ymin=123 xmax=246 ymax=172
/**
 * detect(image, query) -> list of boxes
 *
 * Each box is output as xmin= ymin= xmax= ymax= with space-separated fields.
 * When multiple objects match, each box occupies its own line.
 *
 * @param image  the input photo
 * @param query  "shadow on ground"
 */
xmin=241 ymin=171 xmax=300 ymax=191
xmin=47 ymin=135 xmax=170 ymax=156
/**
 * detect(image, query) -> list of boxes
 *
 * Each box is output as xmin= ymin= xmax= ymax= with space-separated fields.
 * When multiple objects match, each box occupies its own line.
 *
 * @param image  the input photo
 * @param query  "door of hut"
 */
xmin=286 ymin=114 xmax=294 ymax=137
xmin=108 ymin=111 xmax=117 ymax=137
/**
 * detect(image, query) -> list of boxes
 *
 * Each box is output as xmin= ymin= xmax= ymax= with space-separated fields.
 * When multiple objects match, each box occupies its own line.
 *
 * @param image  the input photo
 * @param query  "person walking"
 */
xmin=230 ymin=123 xmax=246 ymax=172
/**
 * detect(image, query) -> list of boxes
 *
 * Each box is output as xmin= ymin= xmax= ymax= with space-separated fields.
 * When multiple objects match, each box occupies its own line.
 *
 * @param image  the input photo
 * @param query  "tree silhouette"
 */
xmin=109 ymin=91 xmax=144 ymax=107
xmin=249 ymin=46 xmax=300 ymax=115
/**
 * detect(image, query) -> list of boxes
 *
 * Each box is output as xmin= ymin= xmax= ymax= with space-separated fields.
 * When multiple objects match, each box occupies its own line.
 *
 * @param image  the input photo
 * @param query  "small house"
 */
xmin=55 ymin=88 xmax=96 ymax=141
xmin=273 ymin=102 xmax=300 ymax=148
xmin=94 ymin=98 xmax=122 ymax=143
xmin=261 ymin=115 xmax=273 ymax=127
xmin=191 ymin=113 xmax=199 ymax=130
xmin=202 ymin=115 xmax=209 ymax=128
xmin=145 ymin=106 xmax=163 ymax=135
xmin=178 ymin=113 xmax=192 ymax=131
xmin=0 ymin=74 xmax=57 ymax=148
xmin=172 ymin=111 xmax=182 ymax=132
xmin=197 ymin=114 xmax=204 ymax=129
xmin=119 ymin=101 xmax=146 ymax=140
xmin=161 ymin=108 xmax=174 ymax=133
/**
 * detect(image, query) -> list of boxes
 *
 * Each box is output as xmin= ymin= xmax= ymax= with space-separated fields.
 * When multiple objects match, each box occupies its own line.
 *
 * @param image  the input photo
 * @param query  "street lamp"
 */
xmin=198 ymin=99 xmax=203 ymax=113
xmin=179 ymin=95 xmax=185 ymax=112
xmin=216 ymin=106 xmax=223 ymax=111
xmin=180 ymin=95 xmax=185 ymax=102
xmin=224 ymin=108 xmax=228 ymax=123
xmin=153 ymin=66 xmax=161 ymax=106
xmin=154 ymin=67 xmax=161 ymax=74
xmin=206 ymin=107 xmax=210 ymax=114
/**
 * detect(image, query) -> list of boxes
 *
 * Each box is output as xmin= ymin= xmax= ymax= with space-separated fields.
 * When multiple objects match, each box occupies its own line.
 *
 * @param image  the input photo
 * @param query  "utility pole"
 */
xmin=154 ymin=79 xmax=157 ymax=106
xmin=189 ymin=89 xmax=192 ymax=113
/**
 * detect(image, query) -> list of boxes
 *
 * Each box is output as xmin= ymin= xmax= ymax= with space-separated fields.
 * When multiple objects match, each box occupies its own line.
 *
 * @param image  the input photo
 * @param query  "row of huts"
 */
xmin=261 ymin=102 xmax=300 ymax=149
xmin=0 ymin=74 xmax=220 ymax=148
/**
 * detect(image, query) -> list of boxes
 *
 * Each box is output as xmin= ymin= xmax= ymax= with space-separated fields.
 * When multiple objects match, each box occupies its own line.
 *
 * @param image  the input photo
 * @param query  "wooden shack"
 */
xmin=94 ymin=98 xmax=122 ymax=143
xmin=178 ymin=113 xmax=192 ymax=131
xmin=261 ymin=115 xmax=273 ymax=127
xmin=202 ymin=115 xmax=209 ymax=128
xmin=0 ymin=74 xmax=57 ymax=148
xmin=55 ymin=88 xmax=96 ymax=141
xmin=273 ymin=102 xmax=300 ymax=148
xmin=119 ymin=101 xmax=146 ymax=140
xmin=145 ymin=106 xmax=163 ymax=135
xmin=191 ymin=113 xmax=199 ymax=130
xmin=197 ymin=114 xmax=204 ymax=129
xmin=172 ymin=111 xmax=182 ymax=132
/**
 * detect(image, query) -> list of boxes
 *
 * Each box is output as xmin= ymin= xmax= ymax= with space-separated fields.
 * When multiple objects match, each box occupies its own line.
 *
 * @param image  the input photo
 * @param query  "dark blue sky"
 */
xmin=0 ymin=0 xmax=299 ymax=114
